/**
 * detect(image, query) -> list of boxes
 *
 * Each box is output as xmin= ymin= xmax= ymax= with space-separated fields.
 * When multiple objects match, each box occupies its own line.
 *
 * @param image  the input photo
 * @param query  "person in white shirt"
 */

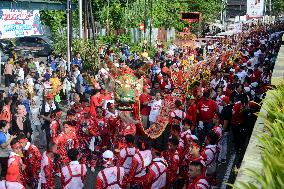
xmin=61 ymin=148 xmax=87 ymax=189
xmin=73 ymin=65 xmax=81 ymax=79
xmin=15 ymin=64 xmax=25 ymax=83
xmin=215 ymin=87 xmax=225 ymax=114
xmin=38 ymin=62 xmax=46 ymax=77
xmin=236 ymin=67 xmax=247 ymax=84
xmin=33 ymin=56 xmax=40 ymax=69
xmin=148 ymin=92 xmax=162 ymax=125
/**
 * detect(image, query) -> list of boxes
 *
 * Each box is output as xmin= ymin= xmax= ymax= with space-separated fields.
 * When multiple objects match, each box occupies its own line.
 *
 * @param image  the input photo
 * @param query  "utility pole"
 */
xmin=269 ymin=0 xmax=272 ymax=16
xmin=79 ymin=0 xmax=83 ymax=38
xmin=66 ymin=0 xmax=72 ymax=72
xmin=144 ymin=0 xmax=147 ymax=41
xmin=149 ymin=0 xmax=152 ymax=45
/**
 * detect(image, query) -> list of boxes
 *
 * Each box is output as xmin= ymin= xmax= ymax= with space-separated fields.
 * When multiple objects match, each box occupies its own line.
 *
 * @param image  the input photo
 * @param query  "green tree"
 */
xmin=271 ymin=0 xmax=284 ymax=15
xmin=40 ymin=10 xmax=66 ymax=34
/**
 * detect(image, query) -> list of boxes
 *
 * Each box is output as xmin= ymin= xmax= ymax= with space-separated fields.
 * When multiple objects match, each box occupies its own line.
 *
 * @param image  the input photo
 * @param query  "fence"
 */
xmin=54 ymin=26 xmax=176 ymax=43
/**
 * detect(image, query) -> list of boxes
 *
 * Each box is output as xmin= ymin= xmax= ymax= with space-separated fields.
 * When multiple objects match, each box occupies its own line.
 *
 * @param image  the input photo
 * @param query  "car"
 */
xmin=0 ymin=48 xmax=9 ymax=63
xmin=0 ymin=39 xmax=14 ymax=54
xmin=15 ymin=36 xmax=53 ymax=57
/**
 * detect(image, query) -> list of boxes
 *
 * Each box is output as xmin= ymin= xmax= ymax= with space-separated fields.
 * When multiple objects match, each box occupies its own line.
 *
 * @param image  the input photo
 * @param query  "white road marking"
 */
xmin=221 ymin=152 xmax=236 ymax=189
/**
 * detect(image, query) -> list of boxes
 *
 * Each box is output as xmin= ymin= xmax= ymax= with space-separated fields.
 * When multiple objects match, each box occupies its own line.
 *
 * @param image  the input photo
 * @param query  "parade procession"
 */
xmin=0 ymin=0 xmax=284 ymax=189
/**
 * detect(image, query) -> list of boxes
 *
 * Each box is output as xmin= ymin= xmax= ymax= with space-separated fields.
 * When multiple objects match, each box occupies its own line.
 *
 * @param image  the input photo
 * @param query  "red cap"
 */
xmin=46 ymin=93 xmax=53 ymax=100
xmin=143 ymin=85 xmax=150 ymax=92
xmin=11 ymin=142 xmax=22 ymax=149
xmin=221 ymin=96 xmax=230 ymax=104
xmin=82 ymin=107 xmax=91 ymax=114
xmin=18 ymin=138 xmax=28 ymax=143
xmin=55 ymin=111 xmax=63 ymax=117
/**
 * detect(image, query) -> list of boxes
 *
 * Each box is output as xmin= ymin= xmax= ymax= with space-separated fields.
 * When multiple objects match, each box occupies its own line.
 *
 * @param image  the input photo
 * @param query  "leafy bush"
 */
xmin=52 ymin=32 xmax=100 ymax=73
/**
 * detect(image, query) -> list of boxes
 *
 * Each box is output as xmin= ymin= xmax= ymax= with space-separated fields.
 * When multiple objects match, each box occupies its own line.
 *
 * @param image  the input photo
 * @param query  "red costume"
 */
xmin=163 ymin=150 xmax=179 ymax=185
xmin=187 ymin=175 xmax=210 ymax=189
xmin=128 ymin=150 xmax=152 ymax=185
xmin=142 ymin=157 xmax=167 ymax=189
xmin=6 ymin=151 xmax=25 ymax=186
xmin=117 ymin=146 xmax=138 ymax=175
xmin=21 ymin=141 xmax=42 ymax=186
xmin=186 ymin=104 xmax=198 ymax=129
xmin=50 ymin=120 xmax=61 ymax=141
xmin=93 ymin=116 xmax=110 ymax=148
xmin=54 ymin=131 xmax=79 ymax=165
xmin=96 ymin=166 xmax=125 ymax=189
xmin=160 ymin=78 xmax=174 ymax=94
xmin=105 ymin=109 xmax=120 ymax=139
xmin=38 ymin=151 xmax=56 ymax=189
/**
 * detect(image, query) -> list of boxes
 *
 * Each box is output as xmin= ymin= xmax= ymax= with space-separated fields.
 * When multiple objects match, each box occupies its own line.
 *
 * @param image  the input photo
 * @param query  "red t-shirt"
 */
xmin=98 ymin=93 xmax=112 ymax=104
xmin=231 ymin=102 xmax=244 ymax=124
xmin=197 ymin=99 xmax=218 ymax=122
xmin=186 ymin=104 xmax=197 ymax=126
xmin=253 ymin=70 xmax=262 ymax=80
xmin=90 ymin=96 xmax=100 ymax=116
xmin=139 ymin=93 xmax=151 ymax=116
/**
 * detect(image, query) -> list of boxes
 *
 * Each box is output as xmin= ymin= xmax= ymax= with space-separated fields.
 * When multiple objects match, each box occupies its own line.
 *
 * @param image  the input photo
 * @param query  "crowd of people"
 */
xmin=0 ymin=22 xmax=283 ymax=189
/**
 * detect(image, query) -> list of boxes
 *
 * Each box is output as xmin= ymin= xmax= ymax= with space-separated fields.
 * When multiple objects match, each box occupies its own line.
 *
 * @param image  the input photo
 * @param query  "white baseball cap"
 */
xmin=102 ymin=150 xmax=114 ymax=159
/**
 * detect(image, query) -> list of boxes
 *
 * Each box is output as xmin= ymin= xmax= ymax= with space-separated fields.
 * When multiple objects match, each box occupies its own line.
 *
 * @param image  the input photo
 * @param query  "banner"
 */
xmin=247 ymin=0 xmax=264 ymax=18
xmin=0 ymin=9 xmax=42 ymax=39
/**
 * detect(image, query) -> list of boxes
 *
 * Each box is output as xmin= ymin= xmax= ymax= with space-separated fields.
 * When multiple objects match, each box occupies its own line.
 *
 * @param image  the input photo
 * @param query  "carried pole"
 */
xmin=0 ymin=51 xmax=1 ymax=86
xmin=149 ymin=0 xmax=152 ymax=45
xmin=144 ymin=0 xmax=147 ymax=41
xmin=79 ymin=0 xmax=83 ymax=38
xmin=67 ymin=0 xmax=72 ymax=71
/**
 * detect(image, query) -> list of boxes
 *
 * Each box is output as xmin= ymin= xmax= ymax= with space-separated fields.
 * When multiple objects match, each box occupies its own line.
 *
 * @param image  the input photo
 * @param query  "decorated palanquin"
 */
xmin=113 ymin=72 xmax=170 ymax=139
xmin=114 ymin=74 xmax=143 ymax=111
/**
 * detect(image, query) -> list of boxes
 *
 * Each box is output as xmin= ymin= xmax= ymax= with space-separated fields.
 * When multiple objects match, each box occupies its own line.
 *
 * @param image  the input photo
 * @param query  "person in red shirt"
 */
xmin=117 ymin=134 xmax=138 ymax=175
xmin=50 ymin=110 xmax=62 ymax=141
xmin=169 ymin=100 xmax=186 ymax=126
xmin=197 ymin=91 xmax=218 ymax=144
xmin=253 ymin=64 xmax=262 ymax=81
xmin=18 ymin=134 xmax=42 ymax=188
xmin=93 ymin=106 xmax=110 ymax=149
xmin=105 ymin=102 xmax=119 ymax=140
xmin=139 ymin=86 xmax=152 ymax=129
xmin=128 ymin=137 xmax=152 ymax=187
xmin=98 ymin=88 xmax=112 ymax=106
xmin=0 ymin=97 xmax=12 ymax=122
xmin=163 ymin=137 xmax=180 ymax=187
xmin=187 ymin=160 xmax=210 ymax=189
xmin=231 ymin=95 xmax=245 ymax=152
xmin=181 ymin=140 xmax=203 ymax=187
xmin=6 ymin=139 xmax=26 ymax=187
xmin=142 ymin=143 xmax=167 ymax=189
xmin=90 ymin=90 xmax=101 ymax=117
xmin=160 ymin=73 xmax=174 ymax=94
xmin=186 ymin=95 xmax=198 ymax=130
xmin=38 ymin=142 xmax=58 ymax=189
xmin=54 ymin=121 xmax=79 ymax=165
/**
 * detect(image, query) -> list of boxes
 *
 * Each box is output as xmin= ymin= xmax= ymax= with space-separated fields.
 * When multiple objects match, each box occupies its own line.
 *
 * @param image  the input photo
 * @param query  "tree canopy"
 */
xmin=40 ymin=0 xmax=223 ymax=34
